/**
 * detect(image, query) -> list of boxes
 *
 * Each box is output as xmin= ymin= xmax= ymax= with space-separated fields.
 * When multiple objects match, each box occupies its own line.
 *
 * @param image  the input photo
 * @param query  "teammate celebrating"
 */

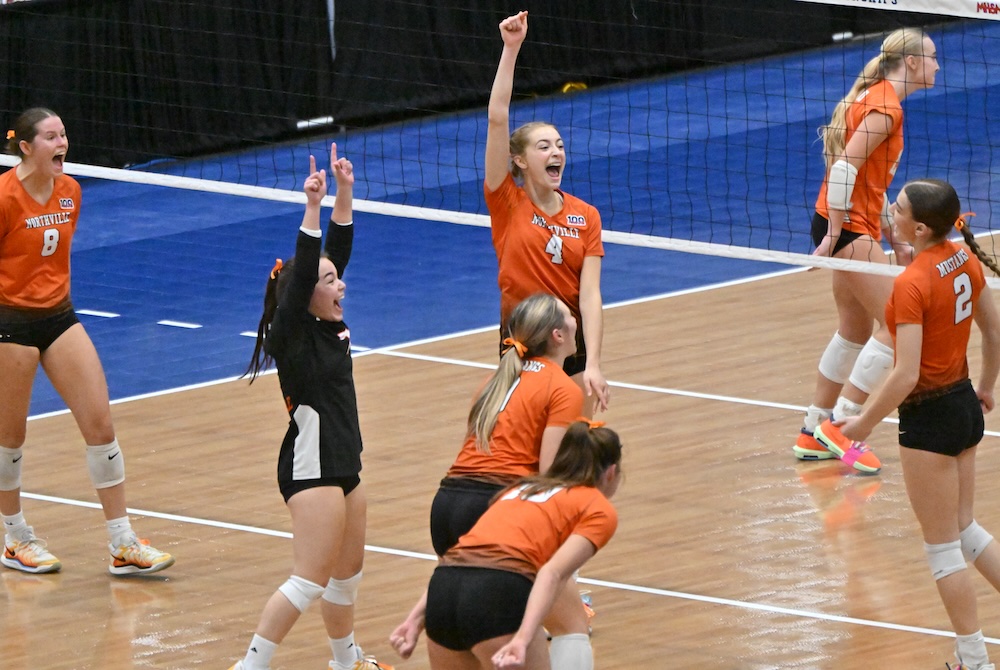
xmin=390 ymin=293 xmax=594 ymax=668
xmin=1 ymin=108 xmax=173 ymax=576
xmin=485 ymin=10 xmax=610 ymax=417
xmin=422 ymin=421 xmax=622 ymax=670
xmin=234 ymin=145 xmax=389 ymax=670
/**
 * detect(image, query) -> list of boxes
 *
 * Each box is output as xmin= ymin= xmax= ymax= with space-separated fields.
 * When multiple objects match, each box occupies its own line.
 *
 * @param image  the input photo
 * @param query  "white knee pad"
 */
xmin=818 ymin=333 xmax=864 ymax=385
xmin=848 ymin=338 xmax=893 ymax=394
xmin=960 ymin=521 xmax=994 ymax=563
xmin=278 ymin=575 xmax=325 ymax=613
xmin=0 ymin=447 xmax=23 ymax=491
xmin=87 ymin=440 xmax=125 ymax=489
xmin=925 ymin=540 xmax=967 ymax=581
xmin=550 ymin=633 xmax=593 ymax=670
xmin=323 ymin=570 xmax=362 ymax=606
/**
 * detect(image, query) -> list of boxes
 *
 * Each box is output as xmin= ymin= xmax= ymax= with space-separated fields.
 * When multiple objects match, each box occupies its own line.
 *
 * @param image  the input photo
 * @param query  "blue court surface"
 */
xmin=28 ymin=20 xmax=1000 ymax=415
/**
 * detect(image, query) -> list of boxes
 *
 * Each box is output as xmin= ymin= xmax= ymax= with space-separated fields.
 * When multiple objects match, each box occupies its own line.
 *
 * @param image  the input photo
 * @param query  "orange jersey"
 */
xmin=441 ymin=483 xmax=617 ymax=578
xmin=485 ymin=174 xmax=604 ymax=326
xmin=447 ymin=356 xmax=583 ymax=483
xmin=815 ymin=80 xmax=904 ymax=239
xmin=0 ymin=168 xmax=81 ymax=308
xmin=887 ymin=240 xmax=985 ymax=396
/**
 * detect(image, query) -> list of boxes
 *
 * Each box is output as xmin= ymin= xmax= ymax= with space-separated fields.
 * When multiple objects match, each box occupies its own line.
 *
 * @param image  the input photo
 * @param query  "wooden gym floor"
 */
xmin=5 ymin=267 xmax=1000 ymax=669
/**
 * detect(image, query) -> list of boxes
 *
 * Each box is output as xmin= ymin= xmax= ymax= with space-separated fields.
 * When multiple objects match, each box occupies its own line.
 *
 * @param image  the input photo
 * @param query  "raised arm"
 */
xmin=485 ymin=11 xmax=528 ymax=192
xmin=301 ymin=153 xmax=327 ymax=233
xmin=324 ymin=142 xmax=356 ymax=276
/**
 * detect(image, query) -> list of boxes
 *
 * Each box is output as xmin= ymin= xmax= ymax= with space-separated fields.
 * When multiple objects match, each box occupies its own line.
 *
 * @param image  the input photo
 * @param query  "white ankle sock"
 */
xmin=106 ymin=516 xmax=134 ymax=547
xmin=330 ymin=632 xmax=361 ymax=665
xmin=2 ymin=511 xmax=29 ymax=542
xmin=956 ymin=630 xmax=990 ymax=669
xmin=804 ymin=405 xmax=832 ymax=432
xmin=833 ymin=396 xmax=863 ymax=420
xmin=243 ymin=634 xmax=276 ymax=669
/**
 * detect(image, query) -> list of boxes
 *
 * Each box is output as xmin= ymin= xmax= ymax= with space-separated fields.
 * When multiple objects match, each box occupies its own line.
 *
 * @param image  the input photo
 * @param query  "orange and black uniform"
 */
xmin=888 ymin=240 xmax=986 ymax=456
xmin=0 ymin=168 xmax=82 ymax=349
xmin=268 ymin=223 xmax=363 ymax=502
xmin=486 ymin=174 xmax=604 ymax=374
xmin=429 ymin=356 xmax=582 ymax=555
xmin=425 ymin=483 xmax=617 ymax=651
xmin=812 ymin=80 xmax=904 ymax=250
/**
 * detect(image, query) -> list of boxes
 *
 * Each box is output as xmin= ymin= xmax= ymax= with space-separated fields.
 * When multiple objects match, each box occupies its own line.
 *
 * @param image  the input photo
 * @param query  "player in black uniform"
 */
xmin=231 ymin=145 xmax=390 ymax=670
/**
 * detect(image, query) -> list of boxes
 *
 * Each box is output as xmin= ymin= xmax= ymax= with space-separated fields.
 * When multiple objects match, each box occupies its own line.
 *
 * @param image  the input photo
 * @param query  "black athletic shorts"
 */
xmin=497 ymin=324 xmax=587 ymax=377
xmin=898 ymin=379 xmax=984 ymax=457
xmin=425 ymin=566 xmax=533 ymax=651
xmin=279 ymin=474 xmax=361 ymax=503
xmin=811 ymin=212 xmax=863 ymax=256
xmin=429 ymin=477 xmax=506 ymax=556
xmin=0 ymin=304 xmax=79 ymax=352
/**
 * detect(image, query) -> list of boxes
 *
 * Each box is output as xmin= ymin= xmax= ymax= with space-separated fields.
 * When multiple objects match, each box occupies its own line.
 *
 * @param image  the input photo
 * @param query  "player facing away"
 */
xmin=1 ymin=108 xmax=174 ymax=576
xmin=234 ymin=145 xmax=390 ymax=670
xmin=421 ymin=421 xmax=623 ymax=670
xmin=830 ymin=180 xmax=1000 ymax=670
xmin=389 ymin=293 xmax=595 ymax=668
xmin=793 ymin=28 xmax=939 ymax=473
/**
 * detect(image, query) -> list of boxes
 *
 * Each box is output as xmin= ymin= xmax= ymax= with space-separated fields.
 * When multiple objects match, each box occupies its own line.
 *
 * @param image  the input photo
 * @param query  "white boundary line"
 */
xmin=19 ymin=490 xmax=1000 ymax=645
xmin=21 ymin=272 xmax=1000 ymax=643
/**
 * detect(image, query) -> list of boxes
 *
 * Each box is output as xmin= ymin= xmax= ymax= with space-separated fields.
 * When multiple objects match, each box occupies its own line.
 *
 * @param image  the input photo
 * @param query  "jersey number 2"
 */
xmin=40 ymin=229 xmax=60 ymax=257
xmin=954 ymin=272 xmax=973 ymax=324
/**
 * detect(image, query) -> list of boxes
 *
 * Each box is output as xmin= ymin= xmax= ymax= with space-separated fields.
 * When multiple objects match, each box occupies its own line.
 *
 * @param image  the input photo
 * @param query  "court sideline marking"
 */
xmin=18 ymin=489 xmax=998 ymax=646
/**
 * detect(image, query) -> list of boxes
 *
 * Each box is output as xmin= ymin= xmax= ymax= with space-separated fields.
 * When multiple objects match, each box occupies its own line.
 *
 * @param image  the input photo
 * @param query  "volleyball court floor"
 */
xmin=8 ymin=18 xmax=1000 ymax=670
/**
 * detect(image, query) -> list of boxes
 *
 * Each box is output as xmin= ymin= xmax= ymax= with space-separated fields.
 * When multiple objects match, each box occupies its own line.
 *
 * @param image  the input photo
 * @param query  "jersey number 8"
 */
xmin=41 ymin=228 xmax=60 ymax=257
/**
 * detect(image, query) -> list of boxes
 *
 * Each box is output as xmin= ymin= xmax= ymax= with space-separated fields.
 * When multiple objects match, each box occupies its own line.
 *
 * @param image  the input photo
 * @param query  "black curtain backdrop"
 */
xmin=0 ymin=0 xmax=944 ymax=167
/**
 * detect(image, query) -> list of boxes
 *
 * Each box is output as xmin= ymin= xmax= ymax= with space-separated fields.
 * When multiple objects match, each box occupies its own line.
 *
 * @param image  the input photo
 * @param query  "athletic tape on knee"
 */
xmin=87 ymin=440 xmax=125 ymax=489
xmin=549 ymin=634 xmax=593 ymax=670
xmin=278 ymin=575 xmax=324 ymax=613
xmin=960 ymin=521 xmax=994 ymax=563
xmin=323 ymin=570 xmax=362 ymax=606
xmin=0 ymin=447 xmax=23 ymax=491
xmin=925 ymin=540 xmax=966 ymax=581
xmin=848 ymin=338 xmax=893 ymax=394
xmin=818 ymin=333 xmax=864 ymax=385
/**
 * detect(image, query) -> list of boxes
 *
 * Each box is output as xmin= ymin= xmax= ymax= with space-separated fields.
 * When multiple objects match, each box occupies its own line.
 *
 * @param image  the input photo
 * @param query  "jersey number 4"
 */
xmin=41 ymin=228 xmax=60 ymax=257
xmin=954 ymin=272 xmax=973 ymax=324
xmin=545 ymin=234 xmax=564 ymax=265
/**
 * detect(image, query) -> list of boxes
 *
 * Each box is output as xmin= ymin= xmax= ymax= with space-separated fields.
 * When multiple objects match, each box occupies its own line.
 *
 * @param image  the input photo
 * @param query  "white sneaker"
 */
xmin=108 ymin=535 xmax=175 ymax=575
xmin=2 ymin=528 xmax=62 ymax=574
xmin=328 ymin=656 xmax=394 ymax=670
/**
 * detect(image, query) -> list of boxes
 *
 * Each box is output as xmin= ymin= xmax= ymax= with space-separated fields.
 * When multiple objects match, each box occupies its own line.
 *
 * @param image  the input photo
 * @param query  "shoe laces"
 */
xmin=9 ymin=537 xmax=52 ymax=555
xmin=116 ymin=538 xmax=168 ymax=560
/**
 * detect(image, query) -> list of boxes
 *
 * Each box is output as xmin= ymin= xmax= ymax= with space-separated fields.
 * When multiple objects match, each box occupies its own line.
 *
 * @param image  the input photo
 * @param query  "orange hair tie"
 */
xmin=5 ymin=130 xmax=14 ymax=140
xmin=956 ymin=211 xmax=976 ymax=231
xmin=576 ymin=417 xmax=606 ymax=430
xmin=502 ymin=337 xmax=527 ymax=357
xmin=269 ymin=258 xmax=284 ymax=279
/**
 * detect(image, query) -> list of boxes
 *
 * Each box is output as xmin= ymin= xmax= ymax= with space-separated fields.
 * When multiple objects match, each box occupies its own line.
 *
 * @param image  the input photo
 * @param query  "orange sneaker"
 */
xmin=793 ymin=428 xmax=834 ymax=460
xmin=813 ymin=419 xmax=881 ymax=474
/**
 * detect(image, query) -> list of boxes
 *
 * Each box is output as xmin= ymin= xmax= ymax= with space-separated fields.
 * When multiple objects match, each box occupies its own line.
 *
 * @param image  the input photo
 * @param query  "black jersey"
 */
xmin=266 ymin=223 xmax=362 ymax=484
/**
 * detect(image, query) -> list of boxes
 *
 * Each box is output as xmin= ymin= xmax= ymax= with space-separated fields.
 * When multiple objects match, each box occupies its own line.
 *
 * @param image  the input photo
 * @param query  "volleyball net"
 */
xmin=2 ymin=1 xmax=999 ymax=282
